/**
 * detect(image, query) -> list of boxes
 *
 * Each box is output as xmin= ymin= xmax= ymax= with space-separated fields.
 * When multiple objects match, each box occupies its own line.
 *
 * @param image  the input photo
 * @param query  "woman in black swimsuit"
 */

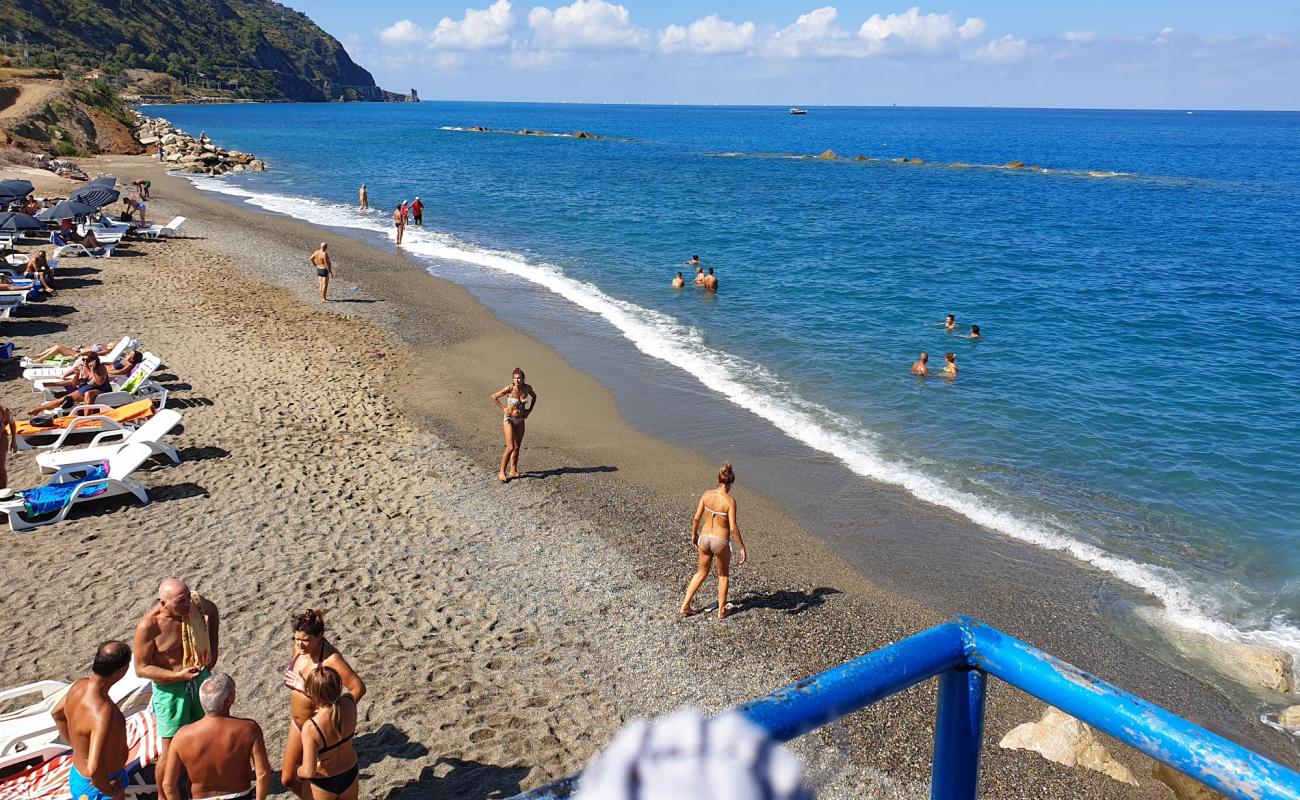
xmin=26 ymin=352 xmax=113 ymax=416
xmin=297 ymin=666 xmax=359 ymax=799
xmin=282 ymin=610 xmax=365 ymax=798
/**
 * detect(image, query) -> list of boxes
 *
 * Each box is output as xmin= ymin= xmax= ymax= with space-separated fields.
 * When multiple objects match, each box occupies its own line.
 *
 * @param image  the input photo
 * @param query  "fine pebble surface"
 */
xmin=0 ymin=156 xmax=1273 ymax=799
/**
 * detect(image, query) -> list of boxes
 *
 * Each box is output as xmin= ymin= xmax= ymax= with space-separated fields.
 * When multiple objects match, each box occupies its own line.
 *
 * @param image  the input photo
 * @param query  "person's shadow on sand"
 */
xmin=521 ymin=465 xmax=618 ymax=480
xmin=381 ymin=757 xmax=530 ymax=800
xmin=356 ymin=724 xmax=429 ymax=769
xmin=728 ymin=586 xmax=841 ymax=618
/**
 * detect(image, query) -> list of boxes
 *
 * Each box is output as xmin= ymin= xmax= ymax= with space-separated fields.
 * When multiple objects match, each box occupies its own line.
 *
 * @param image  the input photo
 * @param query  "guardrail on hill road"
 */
xmin=510 ymin=617 xmax=1300 ymax=800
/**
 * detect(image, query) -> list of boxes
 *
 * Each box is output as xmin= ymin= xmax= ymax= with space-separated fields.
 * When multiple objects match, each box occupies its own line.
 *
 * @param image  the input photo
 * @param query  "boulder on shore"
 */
xmin=1135 ymin=607 xmax=1295 ymax=694
xmin=1151 ymin=763 xmax=1228 ymax=800
xmin=999 ymin=707 xmax=1138 ymax=787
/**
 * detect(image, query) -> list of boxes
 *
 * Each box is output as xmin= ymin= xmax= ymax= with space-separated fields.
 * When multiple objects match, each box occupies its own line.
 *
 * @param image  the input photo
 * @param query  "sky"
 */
xmin=282 ymin=0 xmax=1300 ymax=109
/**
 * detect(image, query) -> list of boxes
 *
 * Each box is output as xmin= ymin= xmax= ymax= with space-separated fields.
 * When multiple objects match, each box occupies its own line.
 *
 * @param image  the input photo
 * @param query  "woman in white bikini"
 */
xmin=490 ymin=367 xmax=538 ymax=483
xmin=281 ymin=609 xmax=365 ymax=799
xmin=680 ymin=462 xmax=748 ymax=619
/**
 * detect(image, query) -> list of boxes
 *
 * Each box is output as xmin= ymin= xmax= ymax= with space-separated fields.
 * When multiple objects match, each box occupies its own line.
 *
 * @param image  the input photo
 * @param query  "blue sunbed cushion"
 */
xmin=20 ymin=464 xmax=109 ymax=518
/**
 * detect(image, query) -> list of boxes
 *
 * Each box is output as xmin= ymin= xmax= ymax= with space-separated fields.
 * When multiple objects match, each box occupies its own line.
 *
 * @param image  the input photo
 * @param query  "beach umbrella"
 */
xmin=85 ymin=176 xmax=116 ymax=189
xmin=35 ymin=198 xmax=99 ymax=221
xmin=68 ymin=185 xmax=120 ymax=209
xmin=0 ymin=212 xmax=44 ymax=231
xmin=0 ymin=179 xmax=34 ymax=197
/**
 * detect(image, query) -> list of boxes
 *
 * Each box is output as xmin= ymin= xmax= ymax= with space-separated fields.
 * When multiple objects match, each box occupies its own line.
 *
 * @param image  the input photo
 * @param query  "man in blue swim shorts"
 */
xmin=134 ymin=578 xmax=221 ymax=800
xmin=53 ymin=641 xmax=134 ymax=800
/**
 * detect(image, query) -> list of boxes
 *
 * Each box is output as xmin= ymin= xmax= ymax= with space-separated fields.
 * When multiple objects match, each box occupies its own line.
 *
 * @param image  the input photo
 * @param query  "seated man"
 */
xmin=163 ymin=674 xmax=270 ymax=800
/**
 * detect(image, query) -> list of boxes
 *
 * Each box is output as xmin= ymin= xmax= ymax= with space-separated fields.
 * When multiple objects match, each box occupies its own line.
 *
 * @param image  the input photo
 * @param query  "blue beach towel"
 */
xmin=19 ymin=464 xmax=109 ymax=518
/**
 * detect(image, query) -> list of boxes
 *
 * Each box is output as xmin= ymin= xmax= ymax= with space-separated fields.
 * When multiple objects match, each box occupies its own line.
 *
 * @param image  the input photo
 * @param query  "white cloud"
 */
xmin=762 ymin=6 xmax=991 ymax=59
xmin=858 ymin=7 xmax=986 ymax=51
xmin=378 ymin=19 xmax=427 ymax=46
xmin=528 ymin=0 xmax=648 ymax=50
xmin=1062 ymin=30 xmax=1097 ymax=44
xmin=659 ymin=14 xmax=756 ymax=55
xmin=763 ymin=7 xmax=852 ymax=59
xmin=429 ymin=1 xmax=517 ymax=50
xmin=971 ymin=33 xmax=1027 ymax=63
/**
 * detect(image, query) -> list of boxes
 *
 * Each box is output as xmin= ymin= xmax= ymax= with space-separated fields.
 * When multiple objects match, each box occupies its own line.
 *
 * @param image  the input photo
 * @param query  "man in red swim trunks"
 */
xmin=410 ymin=196 xmax=424 ymax=226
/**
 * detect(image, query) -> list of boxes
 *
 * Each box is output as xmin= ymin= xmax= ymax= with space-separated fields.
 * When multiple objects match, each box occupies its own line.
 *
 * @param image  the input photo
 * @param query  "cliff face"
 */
xmin=1 ymin=0 xmax=396 ymax=102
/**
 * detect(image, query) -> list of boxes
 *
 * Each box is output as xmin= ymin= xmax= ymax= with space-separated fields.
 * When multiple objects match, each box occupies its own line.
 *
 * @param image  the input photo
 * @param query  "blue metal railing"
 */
xmin=512 ymin=617 xmax=1300 ymax=800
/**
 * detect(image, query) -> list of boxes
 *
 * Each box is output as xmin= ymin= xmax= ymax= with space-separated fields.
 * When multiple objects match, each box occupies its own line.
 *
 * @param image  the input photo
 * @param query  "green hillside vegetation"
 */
xmin=1 ymin=0 xmax=390 ymax=101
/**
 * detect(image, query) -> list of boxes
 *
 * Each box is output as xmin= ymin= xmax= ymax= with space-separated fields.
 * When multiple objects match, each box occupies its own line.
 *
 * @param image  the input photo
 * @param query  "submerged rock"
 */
xmin=1278 ymin=704 xmax=1300 ymax=730
xmin=816 ymin=149 xmax=837 ymax=159
xmin=1005 ymin=160 xmax=1026 ymax=168
xmin=1136 ymin=607 xmax=1295 ymax=694
xmin=999 ymin=707 xmax=1138 ymax=786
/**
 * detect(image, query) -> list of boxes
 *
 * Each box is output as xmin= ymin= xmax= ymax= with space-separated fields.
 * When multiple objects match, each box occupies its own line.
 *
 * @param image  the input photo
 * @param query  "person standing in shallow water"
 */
xmin=491 ymin=367 xmax=538 ymax=483
xmin=943 ymin=352 xmax=958 ymax=378
xmin=671 ymin=272 xmax=685 ymax=288
xmin=358 ymin=184 xmax=367 ymax=210
xmin=311 ymin=243 xmax=332 ymax=302
xmin=681 ymin=462 xmax=748 ymax=620
xmin=911 ymin=352 xmax=929 ymax=376
xmin=392 ymin=205 xmax=405 ymax=245
xmin=703 ymin=268 xmax=718 ymax=293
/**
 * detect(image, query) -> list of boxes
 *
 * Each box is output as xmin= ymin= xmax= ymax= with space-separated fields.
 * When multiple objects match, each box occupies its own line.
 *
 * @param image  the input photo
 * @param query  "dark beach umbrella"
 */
xmin=67 ymin=186 xmax=120 ymax=209
xmin=35 ymin=198 xmax=99 ymax=221
xmin=85 ymin=176 xmax=116 ymax=189
xmin=0 ymin=212 xmax=44 ymax=231
xmin=0 ymin=179 xmax=34 ymax=197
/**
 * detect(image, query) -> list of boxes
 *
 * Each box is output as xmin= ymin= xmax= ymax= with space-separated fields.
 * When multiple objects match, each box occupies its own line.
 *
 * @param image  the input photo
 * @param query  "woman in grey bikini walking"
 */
xmin=680 ymin=462 xmax=748 ymax=619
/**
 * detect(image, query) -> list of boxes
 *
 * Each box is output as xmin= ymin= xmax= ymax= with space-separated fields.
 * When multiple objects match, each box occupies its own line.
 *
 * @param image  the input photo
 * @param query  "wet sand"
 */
xmin=0 ymin=156 xmax=1289 ymax=798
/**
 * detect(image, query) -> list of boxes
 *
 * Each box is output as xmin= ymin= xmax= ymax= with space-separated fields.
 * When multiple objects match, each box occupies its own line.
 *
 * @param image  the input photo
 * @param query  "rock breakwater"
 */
xmin=130 ymin=109 xmax=265 ymax=175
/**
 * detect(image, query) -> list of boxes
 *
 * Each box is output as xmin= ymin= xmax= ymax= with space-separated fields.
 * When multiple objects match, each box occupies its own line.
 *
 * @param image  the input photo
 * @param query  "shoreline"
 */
xmin=140 ymin=156 xmax=1300 ymax=761
xmin=0 ymin=155 xmax=1291 ymax=798
xmin=163 ymin=162 xmax=1300 ymax=738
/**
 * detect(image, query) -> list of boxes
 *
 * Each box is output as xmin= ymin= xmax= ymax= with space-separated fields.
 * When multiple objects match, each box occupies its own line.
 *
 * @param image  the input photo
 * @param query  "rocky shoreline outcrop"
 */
xmin=130 ymin=109 xmax=265 ymax=175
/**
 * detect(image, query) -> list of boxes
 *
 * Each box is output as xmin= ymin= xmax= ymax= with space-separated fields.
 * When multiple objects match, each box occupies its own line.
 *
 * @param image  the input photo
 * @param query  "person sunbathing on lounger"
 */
xmin=27 ymin=340 xmax=112 ymax=363
xmin=28 ymin=352 xmax=113 ymax=415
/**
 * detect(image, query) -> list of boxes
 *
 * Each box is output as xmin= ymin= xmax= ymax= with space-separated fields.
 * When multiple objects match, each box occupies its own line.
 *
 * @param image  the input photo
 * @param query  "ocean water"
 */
xmin=149 ymin=102 xmax=1300 ymax=657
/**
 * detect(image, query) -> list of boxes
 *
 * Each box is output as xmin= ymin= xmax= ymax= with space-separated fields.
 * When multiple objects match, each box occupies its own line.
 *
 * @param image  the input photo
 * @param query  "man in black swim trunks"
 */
xmin=163 ymin=674 xmax=270 ymax=800
xmin=311 ymin=243 xmax=332 ymax=302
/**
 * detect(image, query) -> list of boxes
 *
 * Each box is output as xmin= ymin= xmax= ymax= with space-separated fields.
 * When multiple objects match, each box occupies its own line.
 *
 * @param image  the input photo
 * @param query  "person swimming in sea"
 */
xmin=680 ymin=462 xmax=748 ymax=620
xmin=685 ymin=255 xmax=701 ymax=267
xmin=957 ymin=324 xmax=980 ymax=339
xmin=672 ymin=272 xmax=685 ymax=288
xmin=911 ymin=352 xmax=929 ymax=376
xmin=491 ymin=367 xmax=538 ymax=483
xmin=942 ymin=352 xmax=958 ymax=378
xmin=937 ymin=314 xmax=957 ymax=333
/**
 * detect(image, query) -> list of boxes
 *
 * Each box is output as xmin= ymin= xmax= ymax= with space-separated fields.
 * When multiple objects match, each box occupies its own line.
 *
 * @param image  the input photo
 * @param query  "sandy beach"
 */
xmin=0 ymin=156 xmax=1289 ymax=799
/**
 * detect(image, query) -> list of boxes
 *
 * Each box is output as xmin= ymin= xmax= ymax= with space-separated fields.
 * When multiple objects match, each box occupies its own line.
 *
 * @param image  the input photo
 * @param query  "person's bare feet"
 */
xmin=719 ymin=602 xmax=735 ymax=620
xmin=509 ymin=469 xmax=523 ymax=479
xmin=498 ymin=472 xmax=509 ymax=483
xmin=679 ymin=606 xmax=698 ymax=618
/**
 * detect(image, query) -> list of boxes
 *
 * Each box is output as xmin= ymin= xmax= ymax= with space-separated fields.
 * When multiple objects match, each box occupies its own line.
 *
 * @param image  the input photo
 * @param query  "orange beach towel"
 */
xmin=15 ymin=399 xmax=155 ymax=437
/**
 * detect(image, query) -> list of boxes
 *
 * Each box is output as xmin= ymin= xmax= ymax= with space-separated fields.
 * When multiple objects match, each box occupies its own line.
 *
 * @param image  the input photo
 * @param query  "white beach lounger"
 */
xmin=0 ymin=665 xmax=151 ymax=773
xmin=52 ymin=241 xmax=116 ymax=259
xmin=36 ymin=351 xmax=162 ymax=398
xmin=22 ymin=336 xmax=137 ymax=374
xmin=13 ymin=400 xmax=156 ymax=452
xmin=35 ymin=409 xmax=181 ymax=473
xmin=1 ymin=442 xmax=156 ymax=531
xmin=136 ymin=216 xmax=185 ymax=239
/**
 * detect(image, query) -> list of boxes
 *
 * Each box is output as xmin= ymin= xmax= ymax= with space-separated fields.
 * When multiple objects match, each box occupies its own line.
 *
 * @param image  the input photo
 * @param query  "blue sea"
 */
xmin=150 ymin=102 xmax=1300 ymax=657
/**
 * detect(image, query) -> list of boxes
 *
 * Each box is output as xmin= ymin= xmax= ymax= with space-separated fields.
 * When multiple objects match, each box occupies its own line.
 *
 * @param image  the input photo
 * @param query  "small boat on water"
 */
xmin=788 ymin=108 xmax=808 ymax=115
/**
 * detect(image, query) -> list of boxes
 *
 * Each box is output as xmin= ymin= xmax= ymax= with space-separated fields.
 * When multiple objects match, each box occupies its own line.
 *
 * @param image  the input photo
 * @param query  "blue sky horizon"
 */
xmin=282 ymin=1 xmax=1300 ymax=110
